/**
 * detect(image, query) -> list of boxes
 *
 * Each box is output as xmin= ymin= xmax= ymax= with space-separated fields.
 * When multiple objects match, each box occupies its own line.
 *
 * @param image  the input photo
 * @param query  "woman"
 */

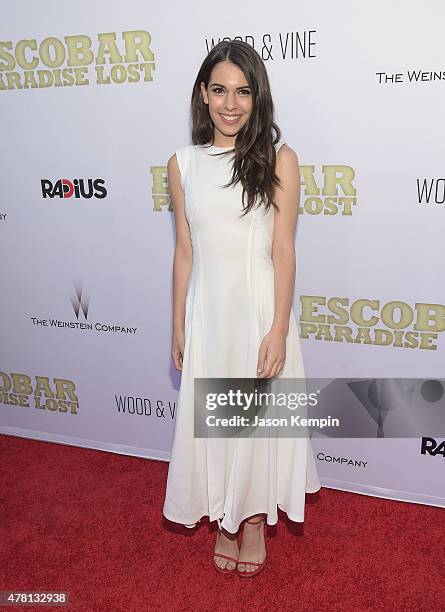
xmin=163 ymin=40 xmax=321 ymax=577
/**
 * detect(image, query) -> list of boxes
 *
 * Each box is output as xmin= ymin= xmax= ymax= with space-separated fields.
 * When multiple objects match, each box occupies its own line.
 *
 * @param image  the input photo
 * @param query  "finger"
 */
xmin=258 ymin=354 xmax=271 ymax=378
xmin=257 ymin=345 xmax=268 ymax=375
xmin=262 ymin=356 xmax=278 ymax=379
xmin=271 ymin=361 xmax=283 ymax=379
xmin=267 ymin=359 xmax=281 ymax=379
xmin=173 ymin=352 xmax=183 ymax=371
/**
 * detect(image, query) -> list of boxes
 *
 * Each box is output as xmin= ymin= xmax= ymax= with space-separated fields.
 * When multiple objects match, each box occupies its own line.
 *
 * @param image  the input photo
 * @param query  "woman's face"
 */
xmin=200 ymin=60 xmax=253 ymax=143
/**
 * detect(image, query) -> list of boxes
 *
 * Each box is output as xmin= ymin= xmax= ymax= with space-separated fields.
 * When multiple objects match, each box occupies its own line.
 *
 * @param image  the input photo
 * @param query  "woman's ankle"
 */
xmin=218 ymin=527 xmax=238 ymax=541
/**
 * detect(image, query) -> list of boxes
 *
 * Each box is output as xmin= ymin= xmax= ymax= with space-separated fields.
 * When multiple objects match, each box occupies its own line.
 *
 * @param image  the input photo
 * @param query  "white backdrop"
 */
xmin=1 ymin=0 xmax=444 ymax=508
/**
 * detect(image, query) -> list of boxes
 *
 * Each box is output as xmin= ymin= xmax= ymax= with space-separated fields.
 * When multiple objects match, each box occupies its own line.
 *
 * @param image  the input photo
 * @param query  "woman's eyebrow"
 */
xmin=209 ymin=82 xmax=251 ymax=89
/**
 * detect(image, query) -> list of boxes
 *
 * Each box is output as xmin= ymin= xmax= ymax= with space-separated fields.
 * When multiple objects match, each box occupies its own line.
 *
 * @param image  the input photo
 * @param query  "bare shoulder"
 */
xmin=167 ymin=152 xmax=181 ymax=183
xmin=167 ymin=152 xmax=183 ymax=197
xmin=167 ymin=152 xmax=180 ymax=171
xmin=275 ymin=143 xmax=300 ymax=184
xmin=276 ymin=143 xmax=299 ymax=166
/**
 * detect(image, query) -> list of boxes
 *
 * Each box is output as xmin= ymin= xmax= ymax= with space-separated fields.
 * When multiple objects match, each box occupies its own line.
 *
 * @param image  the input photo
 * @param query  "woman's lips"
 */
xmin=220 ymin=113 xmax=242 ymax=124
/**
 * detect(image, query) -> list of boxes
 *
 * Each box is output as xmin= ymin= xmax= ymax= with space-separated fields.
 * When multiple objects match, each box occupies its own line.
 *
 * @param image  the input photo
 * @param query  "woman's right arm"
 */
xmin=168 ymin=153 xmax=193 ymax=371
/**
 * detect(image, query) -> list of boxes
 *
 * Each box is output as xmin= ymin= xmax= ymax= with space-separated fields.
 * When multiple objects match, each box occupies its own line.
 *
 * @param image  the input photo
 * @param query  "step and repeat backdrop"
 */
xmin=1 ymin=1 xmax=444 ymax=508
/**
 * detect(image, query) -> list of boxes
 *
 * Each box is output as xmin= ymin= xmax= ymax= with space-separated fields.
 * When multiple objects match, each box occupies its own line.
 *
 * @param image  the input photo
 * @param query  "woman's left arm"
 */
xmin=256 ymin=145 xmax=301 ymax=378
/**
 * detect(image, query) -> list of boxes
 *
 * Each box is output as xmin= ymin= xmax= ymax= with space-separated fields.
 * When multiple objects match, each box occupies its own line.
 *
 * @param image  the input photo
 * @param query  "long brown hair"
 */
xmin=190 ymin=40 xmax=283 ymax=217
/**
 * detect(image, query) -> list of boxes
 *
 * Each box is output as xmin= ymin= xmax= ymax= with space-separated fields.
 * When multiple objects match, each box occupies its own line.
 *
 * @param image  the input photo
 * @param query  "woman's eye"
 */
xmin=211 ymin=88 xmax=251 ymax=95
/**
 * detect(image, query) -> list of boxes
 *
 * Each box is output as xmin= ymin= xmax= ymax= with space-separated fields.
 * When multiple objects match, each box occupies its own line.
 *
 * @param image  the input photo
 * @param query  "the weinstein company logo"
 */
xmin=29 ymin=282 xmax=138 ymax=335
xmin=417 ymin=178 xmax=445 ymax=205
xmin=316 ymin=453 xmax=367 ymax=468
xmin=71 ymin=283 xmax=89 ymax=320
xmin=41 ymin=178 xmax=107 ymax=199
xmin=376 ymin=69 xmax=445 ymax=85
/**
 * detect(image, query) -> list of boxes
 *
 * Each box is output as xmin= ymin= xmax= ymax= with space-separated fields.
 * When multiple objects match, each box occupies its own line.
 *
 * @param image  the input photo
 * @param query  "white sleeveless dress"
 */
xmin=162 ymin=139 xmax=321 ymax=534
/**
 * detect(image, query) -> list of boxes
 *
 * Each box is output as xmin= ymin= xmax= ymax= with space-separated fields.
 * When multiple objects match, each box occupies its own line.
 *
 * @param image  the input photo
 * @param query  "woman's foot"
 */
xmin=213 ymin=526 xmax=239 ymax=572
xmin=237 ymin=514 xmax=266 ymax=575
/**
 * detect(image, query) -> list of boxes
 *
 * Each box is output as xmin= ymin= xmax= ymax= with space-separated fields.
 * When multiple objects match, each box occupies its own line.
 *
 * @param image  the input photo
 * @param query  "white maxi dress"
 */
xmin=163 ymin=139 xmax=321 ymax=534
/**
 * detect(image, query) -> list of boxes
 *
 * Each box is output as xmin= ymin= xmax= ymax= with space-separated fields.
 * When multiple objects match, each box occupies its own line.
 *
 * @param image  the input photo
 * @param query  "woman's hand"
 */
xmin=257 ymin=327 xmax=287 ymax=379
xmin=172 ymin=329 xmax=185 ymax=371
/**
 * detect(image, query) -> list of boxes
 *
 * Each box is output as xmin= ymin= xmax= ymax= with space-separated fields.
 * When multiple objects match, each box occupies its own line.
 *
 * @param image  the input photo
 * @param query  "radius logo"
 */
xmin=420 ymin=437 xmax=445 ymax=457
xmin=41 ymin=178 xmax=107 ymax=199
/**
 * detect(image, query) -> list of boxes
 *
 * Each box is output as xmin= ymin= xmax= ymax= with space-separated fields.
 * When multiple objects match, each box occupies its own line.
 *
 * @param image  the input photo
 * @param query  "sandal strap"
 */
xmin=237 ymin=559 xmax=264 ymax=566
xmin=213 ymin=552 xmax=239 ymax=563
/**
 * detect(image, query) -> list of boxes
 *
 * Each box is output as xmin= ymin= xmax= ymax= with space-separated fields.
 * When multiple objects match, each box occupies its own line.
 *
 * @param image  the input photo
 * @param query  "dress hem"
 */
xmin=163 ymin=485 xmax=322 ymax=534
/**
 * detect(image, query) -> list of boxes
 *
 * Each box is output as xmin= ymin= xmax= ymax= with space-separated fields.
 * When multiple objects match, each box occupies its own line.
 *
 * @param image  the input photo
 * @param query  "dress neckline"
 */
xmin=197 ymin=143 xmax=234 ymax=151
xmin=197 ymin=140 xmax=283 ymax=152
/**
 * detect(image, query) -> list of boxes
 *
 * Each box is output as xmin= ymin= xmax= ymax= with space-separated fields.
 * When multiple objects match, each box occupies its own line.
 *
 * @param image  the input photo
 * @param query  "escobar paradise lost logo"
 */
xmin=0 ymin=31 xmax=155 ymax=90
xmin=299 ymin=295 xmax=445 ymax=350
xmin=0 ymin=371 xmax=79 ymax=415
xmin=151 ymin=164 xmax=357 ymax=215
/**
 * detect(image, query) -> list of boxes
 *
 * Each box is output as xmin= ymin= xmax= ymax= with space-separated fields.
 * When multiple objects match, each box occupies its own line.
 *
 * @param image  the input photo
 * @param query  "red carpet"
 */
xmin=1 ymin=433 xmax=444 ymax=611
